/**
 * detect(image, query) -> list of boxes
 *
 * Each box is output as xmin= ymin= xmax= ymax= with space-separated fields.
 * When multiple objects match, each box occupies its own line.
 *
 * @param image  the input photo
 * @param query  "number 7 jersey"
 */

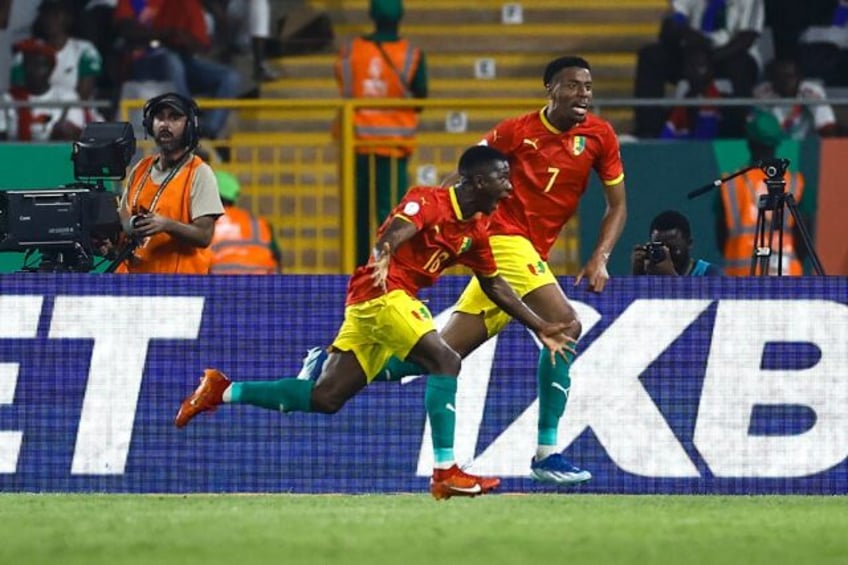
xmin=345 ymin=186 xmax=498 ymax=306
xmin=483 ymin=109 xmax=625 ymax=260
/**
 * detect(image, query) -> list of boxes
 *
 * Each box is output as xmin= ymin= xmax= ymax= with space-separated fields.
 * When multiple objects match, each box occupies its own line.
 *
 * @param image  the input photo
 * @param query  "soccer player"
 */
xmin=301 ymin=55 xmax=627 ymax=485
xmin=175 ymin=145 xmax=577 ymax=499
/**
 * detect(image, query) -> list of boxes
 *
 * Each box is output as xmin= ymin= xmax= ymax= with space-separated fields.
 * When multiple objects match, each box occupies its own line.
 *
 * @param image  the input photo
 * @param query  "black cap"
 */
xmin=150 ymin=93 xmax=189 ymax=116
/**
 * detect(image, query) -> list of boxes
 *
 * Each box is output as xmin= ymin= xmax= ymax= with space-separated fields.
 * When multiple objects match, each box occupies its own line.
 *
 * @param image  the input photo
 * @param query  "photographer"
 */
xmin=632 ymin=210 xmax=723 ymax=276
xmin=117 ymin=92 xmax=224 ymax=274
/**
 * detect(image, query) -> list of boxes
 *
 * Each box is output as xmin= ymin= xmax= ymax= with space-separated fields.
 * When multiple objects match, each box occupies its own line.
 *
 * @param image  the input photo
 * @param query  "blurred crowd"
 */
xmin=0 ymin=0 xmax=285 ymax=143
xmin=634 ymin=0 xmax=846 ymax=140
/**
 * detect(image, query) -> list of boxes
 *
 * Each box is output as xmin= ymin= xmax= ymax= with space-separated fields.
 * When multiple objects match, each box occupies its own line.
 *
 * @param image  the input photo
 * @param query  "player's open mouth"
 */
xmin=573 ymin=103 xmax=588 ymax=116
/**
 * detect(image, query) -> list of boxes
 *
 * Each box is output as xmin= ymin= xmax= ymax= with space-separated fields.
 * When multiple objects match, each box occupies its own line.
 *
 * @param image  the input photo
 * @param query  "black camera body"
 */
xmin=645 ymin=241 xmax=667 ymax=263
xmin=0 ymin=122 xmax=135 ymax=272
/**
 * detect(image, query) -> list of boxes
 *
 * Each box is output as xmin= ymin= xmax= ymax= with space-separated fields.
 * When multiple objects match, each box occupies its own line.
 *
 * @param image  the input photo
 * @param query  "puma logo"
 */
xmin=551 ymin=383 xmax=570 ymax=398
xmin=522 ymin=138 xmax=539 ymax=150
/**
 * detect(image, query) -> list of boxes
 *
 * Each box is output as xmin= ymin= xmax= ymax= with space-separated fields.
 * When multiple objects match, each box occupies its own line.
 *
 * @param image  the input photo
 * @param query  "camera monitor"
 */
xmin=72 ymin=121 xmax=136 ymax=180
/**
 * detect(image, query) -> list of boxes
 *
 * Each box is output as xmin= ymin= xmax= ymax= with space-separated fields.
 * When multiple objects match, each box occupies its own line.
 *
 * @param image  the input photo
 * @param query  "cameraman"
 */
xmin=632 ymin=210 xmax=723 ymax=276
xmin=117 ymin=92 xmax=224 ymax=274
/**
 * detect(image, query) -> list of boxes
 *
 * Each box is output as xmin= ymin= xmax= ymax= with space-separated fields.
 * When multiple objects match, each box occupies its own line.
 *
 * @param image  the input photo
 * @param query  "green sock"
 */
xmin=230 ymin=378 xmax=313 ymax=413
xmin=425 ymin=375 xmax=458 ymax=466
xmin=537 ymin=350 xmax=574 ymax=448
xmin=372 ymin=355 xmax=426 ymax=382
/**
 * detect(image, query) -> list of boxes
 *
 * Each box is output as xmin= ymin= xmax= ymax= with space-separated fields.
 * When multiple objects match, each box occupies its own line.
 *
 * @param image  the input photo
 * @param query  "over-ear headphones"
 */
xmin=141 ymin=92 xmax=201 ymax=150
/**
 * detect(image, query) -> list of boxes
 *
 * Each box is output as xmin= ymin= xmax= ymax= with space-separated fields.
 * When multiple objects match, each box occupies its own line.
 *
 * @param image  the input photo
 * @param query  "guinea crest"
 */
xmin=572 ymin=136 xmax=586 ymax=156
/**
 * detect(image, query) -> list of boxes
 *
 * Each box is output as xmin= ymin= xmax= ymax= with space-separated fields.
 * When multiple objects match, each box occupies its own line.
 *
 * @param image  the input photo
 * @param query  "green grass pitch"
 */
xmin=1 ymin=494 xmax=846 ymax=565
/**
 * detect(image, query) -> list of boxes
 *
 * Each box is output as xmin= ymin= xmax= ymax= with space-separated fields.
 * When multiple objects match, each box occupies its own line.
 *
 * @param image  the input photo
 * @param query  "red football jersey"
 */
xmin=484 ymin=109 xmax=624 ymax=260
xmin=345 ymin=186 xmax=498 ymax=305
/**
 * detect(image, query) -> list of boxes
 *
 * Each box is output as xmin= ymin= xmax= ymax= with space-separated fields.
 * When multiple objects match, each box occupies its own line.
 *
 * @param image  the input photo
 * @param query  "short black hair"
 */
xmin=650 ymin=210 xmax=692 ymax=240
xmin=458 ymin=145 xmax=508 ymax=177
xmin=543 ymin=56 xmax=591 ymax=86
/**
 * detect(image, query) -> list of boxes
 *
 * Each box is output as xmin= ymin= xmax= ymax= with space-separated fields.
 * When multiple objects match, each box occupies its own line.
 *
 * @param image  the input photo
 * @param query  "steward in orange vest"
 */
xmin=333 ymin=0 xmax=429 ymax=265
xmin=717 ymin=109 xmax=809 ymax=276
xmin=118 ymin=93 xmax=224 ymax=274
xmin=210 ymin=170 xmax=281 ymax=274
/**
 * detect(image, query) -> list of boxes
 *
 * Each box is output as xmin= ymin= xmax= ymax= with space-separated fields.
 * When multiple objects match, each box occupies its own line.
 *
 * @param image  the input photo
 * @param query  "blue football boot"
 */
xmin=529 ymin=453 xmax=592 ymax=485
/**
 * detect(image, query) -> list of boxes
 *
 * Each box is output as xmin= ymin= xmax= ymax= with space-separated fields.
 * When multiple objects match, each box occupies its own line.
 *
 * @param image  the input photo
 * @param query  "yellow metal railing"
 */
xmin=119 ymin=98 xmax=582 ymax=274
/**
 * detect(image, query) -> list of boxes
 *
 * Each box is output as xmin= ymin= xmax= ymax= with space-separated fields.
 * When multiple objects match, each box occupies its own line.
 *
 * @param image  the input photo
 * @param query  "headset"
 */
xmin=141 ymin=92 xmax=201 ymax=151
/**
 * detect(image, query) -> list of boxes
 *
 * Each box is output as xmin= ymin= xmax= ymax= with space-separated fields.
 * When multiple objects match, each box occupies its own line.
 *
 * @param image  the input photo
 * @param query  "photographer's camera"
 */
xmin=645 ymin=241 xmax=666 ymax=263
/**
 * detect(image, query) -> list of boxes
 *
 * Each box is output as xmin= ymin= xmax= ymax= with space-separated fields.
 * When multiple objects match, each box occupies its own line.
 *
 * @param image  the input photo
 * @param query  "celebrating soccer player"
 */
xmin=175 ymin=145 xmax=577 ymax=500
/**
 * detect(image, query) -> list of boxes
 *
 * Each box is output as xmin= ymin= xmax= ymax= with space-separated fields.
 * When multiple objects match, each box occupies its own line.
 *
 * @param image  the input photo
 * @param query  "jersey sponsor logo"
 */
xmin=522 ymin=138 xmax=539 ymax=150
xmin=572 ymin=136 xmax=586 ymax=156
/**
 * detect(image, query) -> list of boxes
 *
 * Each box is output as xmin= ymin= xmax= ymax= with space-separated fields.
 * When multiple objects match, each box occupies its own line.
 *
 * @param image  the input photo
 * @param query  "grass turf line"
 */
xmin=1 ymin=494 xmax=846 ymax=565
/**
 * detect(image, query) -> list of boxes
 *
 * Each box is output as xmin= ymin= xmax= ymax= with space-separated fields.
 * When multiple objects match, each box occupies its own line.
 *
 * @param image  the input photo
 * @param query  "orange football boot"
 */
xmin=429 ymin=465 xmax=500 ymax=500
xmin=175 ymin=369 xmax=231 ymax=428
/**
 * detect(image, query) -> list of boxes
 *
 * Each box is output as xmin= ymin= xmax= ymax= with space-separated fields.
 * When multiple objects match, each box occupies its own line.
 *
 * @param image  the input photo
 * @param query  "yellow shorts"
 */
xmin=453 ymin=234 xmax=558 ymax=337
xmin=331 ymin=289 xmax=436 ymax=382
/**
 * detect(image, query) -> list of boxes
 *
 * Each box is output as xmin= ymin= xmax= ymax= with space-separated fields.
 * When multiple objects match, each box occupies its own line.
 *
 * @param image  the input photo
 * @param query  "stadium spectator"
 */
xmin=660 ymin=43 xmax=733 ymax=139
xmin=113 ymin=0 xmax=241 ymax=140
xmin=634 ymin=0 xmax=765 ymax=138
xmin=334 ymin=0 xmax=428 ymax=266
xmin=210 ymin=169 xmax=282 ymax=274
xmin=116 ymin=92 xmax=224 ymax=274
xmin=10 ymin=0 xmax=103 ymax=121
xmin=306 ymin=56 xmax=626 ymax=486
xmin=796 ymin=0 xmax=848 ymax=86
xmin=175 ymin=146 xmax=576 ymax=500
xmin=716 ymin=109 xmax=809 ymax=276
xmin=753 ymin=58 xmax=838 ymax=139
xmin=204 ymin=0 xmax=277 ymax=82
xmin=0 ymin=38 xmax=85 ymax=141
xmin=632 ymin=210 xmax=723 ymax=275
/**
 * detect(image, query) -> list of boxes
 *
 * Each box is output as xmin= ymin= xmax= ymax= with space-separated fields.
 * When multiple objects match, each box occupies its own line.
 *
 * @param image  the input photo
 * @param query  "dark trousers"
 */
xmin=633 ymin=42 xmax=759 ymax=138
xmin=355 ymin=153 xmax=409 ymax=266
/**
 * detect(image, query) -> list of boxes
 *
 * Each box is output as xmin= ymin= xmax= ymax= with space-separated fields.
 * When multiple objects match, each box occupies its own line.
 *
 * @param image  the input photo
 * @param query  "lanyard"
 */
xmin=131 ymin=152 xmax=192 ymax=214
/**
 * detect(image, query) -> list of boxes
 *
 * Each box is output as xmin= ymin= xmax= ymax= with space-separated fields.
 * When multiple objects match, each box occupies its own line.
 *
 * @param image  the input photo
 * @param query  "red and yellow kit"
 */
xmin=484 ymin=109 xmax=624 ymax=260
xmin=345 ymin=186 xmax=498 ymax=305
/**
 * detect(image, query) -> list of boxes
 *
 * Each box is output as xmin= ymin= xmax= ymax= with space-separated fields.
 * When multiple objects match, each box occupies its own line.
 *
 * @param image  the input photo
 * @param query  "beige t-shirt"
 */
xmin=121 ymin=155 xmax=224 ymax=220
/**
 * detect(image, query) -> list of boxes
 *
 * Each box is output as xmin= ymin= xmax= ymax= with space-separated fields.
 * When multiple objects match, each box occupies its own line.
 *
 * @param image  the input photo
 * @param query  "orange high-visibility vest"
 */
xmin=335 ymin=36 xmax=420 ymax=157
xmin=721 ymin=168 xmax=805 ymax=276
xmin=210 ymin=205 xmax=279 ymax=274
xmin=119 ymin=154 xmax=212 ymax=274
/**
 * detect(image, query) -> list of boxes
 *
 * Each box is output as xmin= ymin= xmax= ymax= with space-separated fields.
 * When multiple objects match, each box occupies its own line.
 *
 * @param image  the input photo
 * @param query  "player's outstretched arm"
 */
xmin=476 ymin=273 xmax=576 ymax=362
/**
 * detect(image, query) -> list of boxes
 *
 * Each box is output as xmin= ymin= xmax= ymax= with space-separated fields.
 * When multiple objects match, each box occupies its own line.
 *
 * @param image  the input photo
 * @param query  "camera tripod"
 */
xmin=688 ymin=158 xmax=825 ymax=276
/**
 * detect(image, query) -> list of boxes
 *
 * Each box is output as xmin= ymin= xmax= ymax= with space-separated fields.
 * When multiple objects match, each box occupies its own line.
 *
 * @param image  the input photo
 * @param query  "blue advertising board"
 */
xmin=0 ymin=275 xmax=845 ymax=494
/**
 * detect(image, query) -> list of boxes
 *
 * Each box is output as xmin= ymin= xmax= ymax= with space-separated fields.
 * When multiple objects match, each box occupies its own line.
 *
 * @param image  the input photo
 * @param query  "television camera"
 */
xmin=0 ymin=122 xmax=136 ymax=272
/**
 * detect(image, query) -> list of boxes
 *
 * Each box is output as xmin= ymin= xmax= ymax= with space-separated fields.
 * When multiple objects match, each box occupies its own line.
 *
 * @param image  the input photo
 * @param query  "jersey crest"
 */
xmin=572 ymin=136 xmax=586 ymax=156
xmin=458 ymin=236 xmax=472 ymax=253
